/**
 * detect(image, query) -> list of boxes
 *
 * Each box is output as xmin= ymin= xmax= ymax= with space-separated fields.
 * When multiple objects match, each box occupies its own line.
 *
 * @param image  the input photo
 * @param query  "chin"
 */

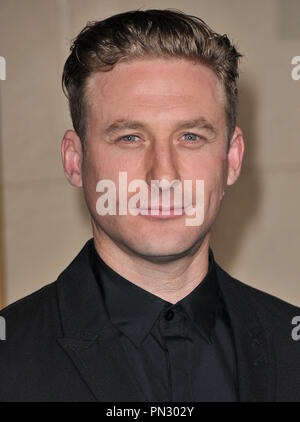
xmin=95 ymin=215 xmax=210 ymax=261
xmin=119 ymin=231 xmax=205 ymax=263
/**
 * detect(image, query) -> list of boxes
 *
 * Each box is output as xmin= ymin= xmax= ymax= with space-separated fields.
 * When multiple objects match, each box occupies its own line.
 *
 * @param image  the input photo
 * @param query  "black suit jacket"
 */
xmin=1 ymin=239 xmax=300 ymax=402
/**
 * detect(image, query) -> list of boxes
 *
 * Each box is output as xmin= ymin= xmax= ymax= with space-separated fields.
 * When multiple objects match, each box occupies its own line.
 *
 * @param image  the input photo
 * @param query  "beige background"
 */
xmin=0 ymin=0 xmax=299 ymax=307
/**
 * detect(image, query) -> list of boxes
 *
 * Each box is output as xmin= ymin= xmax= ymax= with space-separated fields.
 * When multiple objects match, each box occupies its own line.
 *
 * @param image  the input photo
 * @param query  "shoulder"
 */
xmin=0 ymin=239 xmax=96 ymax=400
xmin=0 ymin=281 xmax=64 ymax=398
xmin=0 ymin=281 xmax=59 ymax=328
xmin=0 ymin=281 xmax=62 ymax=351
xmin=215 ymin=263 xmax=300 ymax=330
xmin=0 ymin=239 xmax=94 ymax=334
xmin=216 ymin=263 xmax=300 ymax=401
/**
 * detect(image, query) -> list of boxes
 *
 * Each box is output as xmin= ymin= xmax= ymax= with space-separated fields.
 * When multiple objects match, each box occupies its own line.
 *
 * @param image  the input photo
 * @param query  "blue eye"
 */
xmin=121 ymin=135 xmax=139 ymax=142
xmin=183 ymin=133 xmax=199 ymax=141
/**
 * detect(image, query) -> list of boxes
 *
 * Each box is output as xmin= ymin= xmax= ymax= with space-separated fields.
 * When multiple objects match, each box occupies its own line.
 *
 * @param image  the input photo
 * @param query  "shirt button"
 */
xmin=164 ymin=309 xmax=174 ymax=321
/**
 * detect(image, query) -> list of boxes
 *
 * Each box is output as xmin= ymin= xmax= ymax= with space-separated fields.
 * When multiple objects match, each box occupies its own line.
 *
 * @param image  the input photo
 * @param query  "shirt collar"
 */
xmin=91 ymin=240 xmax=221 ymax=347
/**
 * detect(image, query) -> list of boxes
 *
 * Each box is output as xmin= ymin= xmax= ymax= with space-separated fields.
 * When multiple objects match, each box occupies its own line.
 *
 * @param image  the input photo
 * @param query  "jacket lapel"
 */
xmin=56 ymin=239 xmax=146 ymax=402
xmin=216 ymin=265 xmax=276 ymax=402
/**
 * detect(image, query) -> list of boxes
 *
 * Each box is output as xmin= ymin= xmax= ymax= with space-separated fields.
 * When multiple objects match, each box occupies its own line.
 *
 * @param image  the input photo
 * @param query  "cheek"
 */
xmin=82 ymin=145 xmax=116 ymax=184
xmin=81 ymin=148 xmax=142 ymax=213
xmin=82 ymin=155 xmax=99 ymax=194
xmin=188 ymin=155 xmax=227 ymax=204
xmin=186 ymin=152 xmax=226 ymax=181
xmin=205 ymin=159 xmax=228 ymax=205
xmin=81 ymin=150 xmax=109 ymax=214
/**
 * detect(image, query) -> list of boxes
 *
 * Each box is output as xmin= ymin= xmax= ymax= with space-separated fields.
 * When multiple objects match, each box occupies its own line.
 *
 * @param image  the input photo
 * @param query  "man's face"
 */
xmin=75 ymin=58 xmax=243 ymax=260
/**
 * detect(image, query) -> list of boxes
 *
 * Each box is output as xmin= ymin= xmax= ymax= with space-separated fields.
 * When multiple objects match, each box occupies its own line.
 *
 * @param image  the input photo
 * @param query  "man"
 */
xmin=0 ymin=9 xmax=300 ymax=402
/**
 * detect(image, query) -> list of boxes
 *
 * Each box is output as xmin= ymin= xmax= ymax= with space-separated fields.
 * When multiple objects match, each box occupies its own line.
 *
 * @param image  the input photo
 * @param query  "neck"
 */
xmin=92 ymin=224 xmax=210 ymax=304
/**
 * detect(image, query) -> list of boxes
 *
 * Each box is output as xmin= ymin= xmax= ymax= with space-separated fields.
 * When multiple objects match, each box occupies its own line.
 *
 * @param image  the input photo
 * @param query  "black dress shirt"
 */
xmin=91 ymin=241 xmax=238 ymax=402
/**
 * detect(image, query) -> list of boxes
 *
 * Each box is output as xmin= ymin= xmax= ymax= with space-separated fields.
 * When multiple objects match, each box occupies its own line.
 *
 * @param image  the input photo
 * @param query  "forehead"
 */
xmin=85 ymin=58 xmax=226 ymax=121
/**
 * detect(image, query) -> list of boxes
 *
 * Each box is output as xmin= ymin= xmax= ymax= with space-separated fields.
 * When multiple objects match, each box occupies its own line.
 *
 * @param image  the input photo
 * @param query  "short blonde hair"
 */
xmin=62 ymin=9 xmax=242 ymax=146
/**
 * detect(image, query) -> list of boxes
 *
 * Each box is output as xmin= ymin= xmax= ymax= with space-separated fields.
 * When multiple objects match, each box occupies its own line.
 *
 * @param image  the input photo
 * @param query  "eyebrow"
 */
xmin=103 ymin=117 xmax=218 ymax=137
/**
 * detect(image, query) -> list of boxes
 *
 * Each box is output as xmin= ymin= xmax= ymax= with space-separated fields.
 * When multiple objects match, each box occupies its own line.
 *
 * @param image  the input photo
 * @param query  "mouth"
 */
xmin=134 ymin=205 xmax=192 ymax=219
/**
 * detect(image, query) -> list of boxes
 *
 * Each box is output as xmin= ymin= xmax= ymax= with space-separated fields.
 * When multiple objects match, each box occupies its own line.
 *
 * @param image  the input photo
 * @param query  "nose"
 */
xmin=145 ymin=140 xmax=180 ymax=188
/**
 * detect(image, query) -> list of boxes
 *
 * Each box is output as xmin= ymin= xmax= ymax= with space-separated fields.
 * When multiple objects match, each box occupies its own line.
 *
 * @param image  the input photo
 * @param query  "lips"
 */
xmin=126 ymin=201 xmax=195 ymax=218
xmin=148 ymin=205 xmax=181 ymax=211
xmin=137 ymin=205 xmax=187 ymax=218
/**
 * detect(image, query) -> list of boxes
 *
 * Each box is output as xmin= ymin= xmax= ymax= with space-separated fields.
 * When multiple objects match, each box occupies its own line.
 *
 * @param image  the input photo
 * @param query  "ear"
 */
xmin=226 ymin=126 xmax=245 ymax=186
xmin=61 ymin=130 xmax=83 ymax=187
